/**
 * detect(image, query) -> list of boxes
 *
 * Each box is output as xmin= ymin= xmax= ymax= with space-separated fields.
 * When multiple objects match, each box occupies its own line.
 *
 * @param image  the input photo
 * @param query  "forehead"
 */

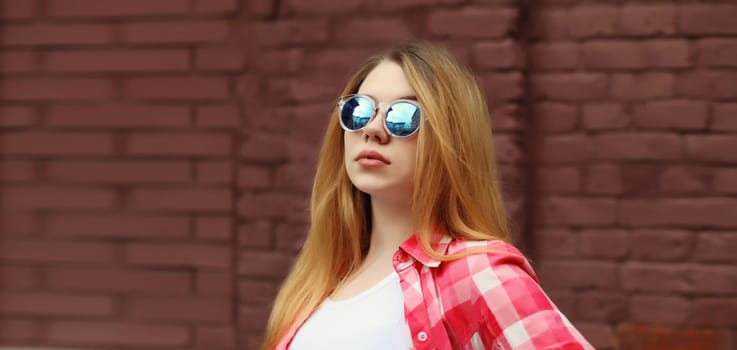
xmin=357 ymin=60 xmax=416 ymax=102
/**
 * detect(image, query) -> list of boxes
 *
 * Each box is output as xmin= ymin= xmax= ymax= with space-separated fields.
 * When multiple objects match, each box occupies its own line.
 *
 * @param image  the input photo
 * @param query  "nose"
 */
xmin=362 ymin=105 xmax=389 ymax=144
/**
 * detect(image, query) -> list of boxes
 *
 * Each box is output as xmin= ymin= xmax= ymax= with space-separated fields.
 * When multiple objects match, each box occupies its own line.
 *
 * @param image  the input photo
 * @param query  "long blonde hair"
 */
xmin=261 ymin=42 xmax=510 ymax=349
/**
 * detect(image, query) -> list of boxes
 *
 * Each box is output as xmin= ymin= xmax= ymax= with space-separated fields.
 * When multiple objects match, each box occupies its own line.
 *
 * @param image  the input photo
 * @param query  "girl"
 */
xmin=262 ymin=42 xmax=594 ymax=350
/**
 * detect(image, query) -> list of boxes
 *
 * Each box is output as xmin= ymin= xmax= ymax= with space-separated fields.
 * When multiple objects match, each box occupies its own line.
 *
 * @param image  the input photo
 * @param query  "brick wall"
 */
xmin=1 ymin=0 xmax=735 ymax=349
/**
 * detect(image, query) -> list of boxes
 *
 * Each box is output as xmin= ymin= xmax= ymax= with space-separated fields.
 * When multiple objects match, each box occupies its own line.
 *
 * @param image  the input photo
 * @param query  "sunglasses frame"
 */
xmin=337 ymin=94 xmax=422 ymax=138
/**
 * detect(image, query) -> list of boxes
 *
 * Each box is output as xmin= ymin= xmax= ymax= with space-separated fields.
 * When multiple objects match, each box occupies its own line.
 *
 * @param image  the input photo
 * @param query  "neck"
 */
xmin=366 ymin=195 xmax=414 ymax=258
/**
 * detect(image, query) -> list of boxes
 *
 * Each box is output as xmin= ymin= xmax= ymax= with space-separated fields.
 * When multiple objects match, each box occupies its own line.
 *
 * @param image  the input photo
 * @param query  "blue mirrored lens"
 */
xmin=340 ymin=96 xmax=374 ymax=131
xmin=386 ymin=102 xmax=420 ymax=137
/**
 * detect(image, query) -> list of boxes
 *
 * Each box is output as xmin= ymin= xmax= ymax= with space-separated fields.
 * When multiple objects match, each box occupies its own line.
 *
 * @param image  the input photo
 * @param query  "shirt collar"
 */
xmin=398 ymin=231 xmax=452 ymax=268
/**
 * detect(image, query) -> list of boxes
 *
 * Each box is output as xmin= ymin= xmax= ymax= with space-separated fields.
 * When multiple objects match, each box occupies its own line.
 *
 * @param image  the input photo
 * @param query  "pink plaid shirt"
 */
xmin=276 ymin=235 xmax=594 ymax=349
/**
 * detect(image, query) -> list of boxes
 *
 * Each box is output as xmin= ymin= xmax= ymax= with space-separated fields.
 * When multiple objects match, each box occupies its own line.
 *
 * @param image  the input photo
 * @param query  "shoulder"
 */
xmin=440 ymin=238 xmax=539 ymax=284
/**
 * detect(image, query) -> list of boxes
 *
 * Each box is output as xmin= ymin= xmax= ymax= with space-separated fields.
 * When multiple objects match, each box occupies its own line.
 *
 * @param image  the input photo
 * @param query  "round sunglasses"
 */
xmin=337 ymin=94 xmax=421 ymax=138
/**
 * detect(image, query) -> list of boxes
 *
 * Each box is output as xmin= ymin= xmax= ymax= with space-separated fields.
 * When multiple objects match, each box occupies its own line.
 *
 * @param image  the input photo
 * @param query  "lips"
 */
xmin=356 ymin=150 xmax=390 ymax=164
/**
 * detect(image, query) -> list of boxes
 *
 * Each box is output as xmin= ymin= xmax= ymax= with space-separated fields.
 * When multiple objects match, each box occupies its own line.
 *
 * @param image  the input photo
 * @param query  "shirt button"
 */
xmin=417 ymin=331 xmax=428 ymax=342
xmin=396 ymin=252 xmax=408 ymax=263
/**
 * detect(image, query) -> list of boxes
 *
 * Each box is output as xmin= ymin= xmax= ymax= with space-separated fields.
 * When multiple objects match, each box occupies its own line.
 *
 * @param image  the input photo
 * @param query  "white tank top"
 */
xmin=289 ymin=271 xmax=414 ymax=349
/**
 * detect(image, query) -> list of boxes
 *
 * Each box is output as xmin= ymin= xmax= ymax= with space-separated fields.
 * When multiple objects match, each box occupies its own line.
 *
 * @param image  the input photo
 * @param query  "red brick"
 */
xmin=677 ymin=70 xmax=737 ymax=98
xmin=586 ymin=163 xmax=623 ymax=194
xmin=694 ymin=232 xmax=737 ymax=263
xmin=195 ymin=216 xmax=232 ymax=241
xmin=631 ymin=229 xmax=694 ymax=262
xmin=287 ymin=0 xmax=377 ymax=14
xmin=196 ymin=271 xmax=232 ymax=296
xmin=127 ymin=132 xmax=230 ymax=156
xmin=538 ymin=166 xmax=581 ymax=193
xmin=1 ymin=23 xmax=114 ymax=47
xmin=239 ymin=280 xmax=279 ymax=305
xmin=0 ymin=292 xmax=114 ymax=316
xmin=238 ymin=251 xmax=293 ymax=278
xmin=248 ymin=20 xmax=329 ymax=48
xmin=45 ymin=49 xmax=189 ymax=73
xmin=251 ymin=49 xmax=304 ymax=74
xmin=0 ymin=160 xmax=36 ymax=182
xmin=129 ymin=297 xmax=231 ymax=322
xmin=621 ymin=164 xmax=664 ymax=196
xmin=47 ymin=321 xmax=189 ymax=346
xmin=713 ymin=104 xmax=737 ymax=131
xmin=493 ymin=134 xmax=523 ymax=163
xmin=539 ymin=197 xmax=617 ymax=226
xmin=126 ymin=243 xmax=230 ymax=268
xmin=698 ymin=39 xmax=737 ymax=67
xmin=568 ymin=5 xmax=618 ymax=39
xmin=238 ymin=166 xmax=271 ymax=189
xmin=618 ymin=4 xmax=676 ymax=36
xmin=581 ymin=103 xmax=630 ymax=130
xmin=595 ymin=133 xmax=681 ymax=161
xmin=577 ymin=229 xmax=629 ymax=259
xmin=197 ymin=104 xmax=240 ymax=128
xmin=0 ymin=51 xmax=38 ymax=73
xmin=617 ymin=325 xmax=731 ymax=350
xmin=611 ymin=72 xmax=674 ymax=100
xmin=621 ymin=262 xmax=689 ymax=293
xmin=480 ymin=72 xmax=524 ymax=101
xmin=2 ymin=132 xmax=114 ymax=156
xmin=490 ymin=103 xmax=524 ymax=131
xmin=241 ymin=133 xmax=290 ymax=163
xmin=1 ymin=210 xmax=36 ymax=236
xmin=48 ymin=160 xmax=190 ymax=184
xmin=196 ymin=160 xmax=232 ymax=184
xmin=47 ymin=0 xmax=189 ymax=17
xmin=336 ymin=18 xmax=414 ymax=44
xmin=126 ymin=77 xmax=229 ymax=100
xmin=474 ymin=40 xmax=523 ymax=69
xmin=49 ymin=104 xmax=188 ymax=129
xmin=0 ymin=319 xmax=37 ymax=341
xmin=534 ymin=102 xmax=578 ymax=132
xmin=46 ymin=214 xmax=189 ymax=240
xmin=239 ymin=220 xmax=272 ymax=249
xmin=530 ymin=8 xmax=568 ymax=40
xmin=630 ymin=295 xmax=690 ymax=324
xmin=195 ymin=0 xmax=238 ymax=14
xmin=264 ymin=78 xmax=337 ymax=104
xmin=692 ymin=299 xmax=737 ymax=328
xmin=660 ymin=166 xmax=710 ymax=194
xmin=0 ymin=266 xmax=38 ymax=290
xmin=49 ymin=268 xmax=190 ymax=295
xmin=540 ymin=135 xmax=594 ymax=164
xmin=686 ymin=135 xmax=737 ymax=163
xmin=0 ymin=0 xmax=35 ymax=19
xmin=376 ymin=0 xmax=461 ymax=10
xmin=536 ymin=229 xmax=577 ymax=258
xmin=0 ymin=106 xmax=36 ymax=128
xmin=274 ymin=222 xmax=309 ymax=252
xmin=576 ymin=323 xmax=614 ymax=350
xmin=532 ymin=73 xmax=608 ymax=101
xmin=633 ymin=100 xmax=708 ymax=130
xmin=0 ymin=78 xmax=114 ymax=101
xmin=427 ymin=8 xmax=516 ymax=39
xmin=538 ymin=260 xmax=618 ymax=289
xmin=123 ymin=20 xmax=229 ymax=44
xmin=1 ymin=186 xmax=115 ymax=210
xmin=196 ymin=46 xmax=244 ymax=72
xmin=530 ymin=42 xmax=579 ymax=71
xmin=129 ymin=188 xmax=232 ymax=211
xmin=195 ymin=325 xmax=236 ymax=349
xmin=715 ymin=169 xmax=737 ymax=194
xmin=578 ymin=291 xmax=628 ymax=322
xmin=274 ymin=161 xmax=316 ymax=193
xmin=582 ymin=40 xmax=690 ymax=70
xmin=679 ymin=4 xmax=737 ymax=35
xmin=1 ymin=238 xmax=115 ymax=263
xmin=240 ymin=305 xmax=271 ymax=331
xmin=238 ymin=192 xmax=307 ymax=221
xmin=620 ymin=198 xmax=737 ymax=228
